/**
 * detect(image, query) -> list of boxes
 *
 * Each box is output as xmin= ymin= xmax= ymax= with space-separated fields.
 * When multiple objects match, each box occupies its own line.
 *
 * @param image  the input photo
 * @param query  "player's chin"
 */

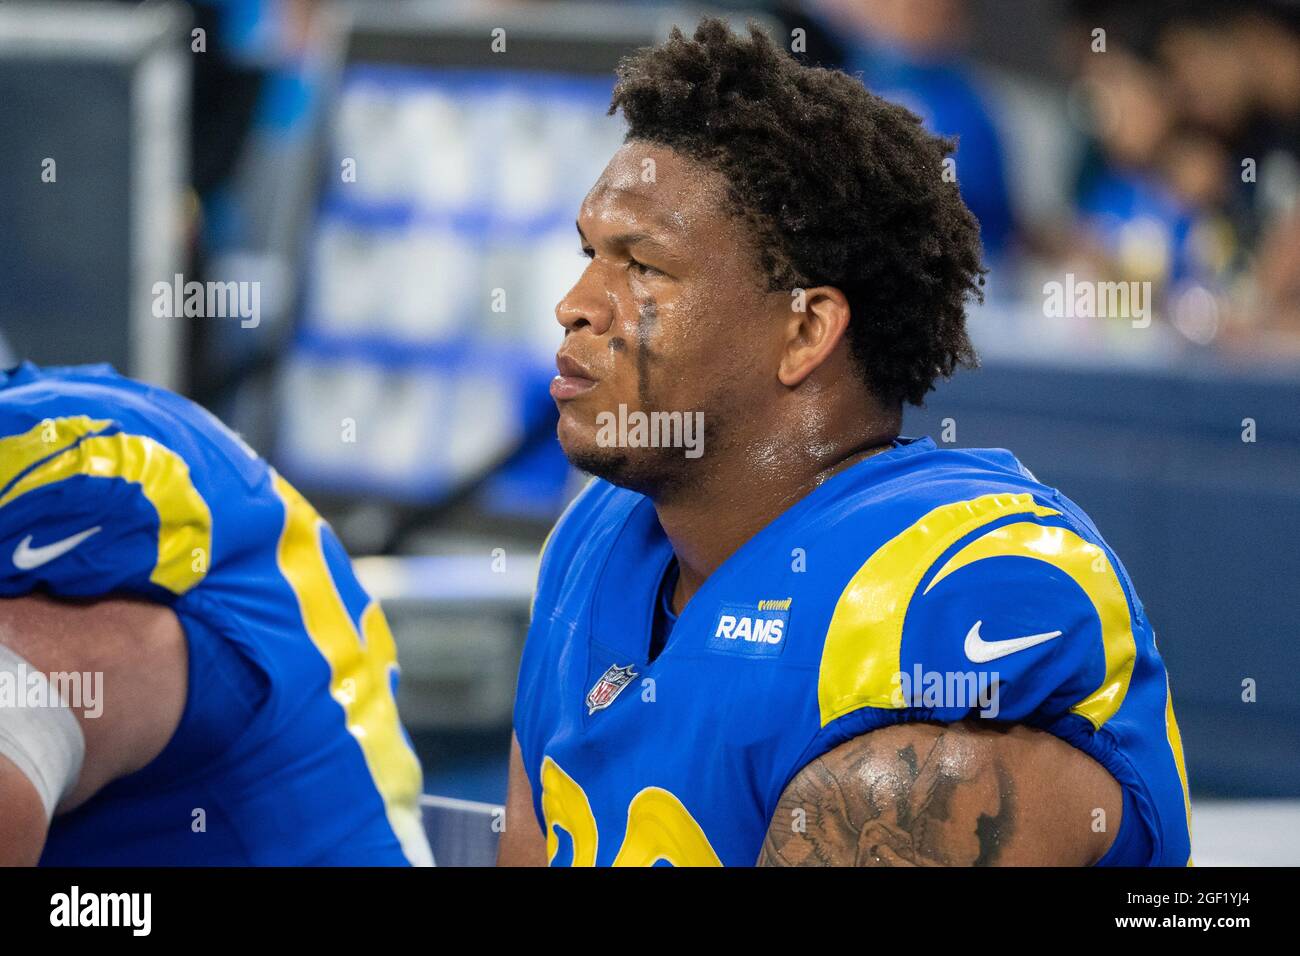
xmin=556 ymin=409 xmax=605 ymax=463
xmin=556 ymin=413 xmax=631 ymax=480
xmin=555 ymin=391 xmax=618 ymax=438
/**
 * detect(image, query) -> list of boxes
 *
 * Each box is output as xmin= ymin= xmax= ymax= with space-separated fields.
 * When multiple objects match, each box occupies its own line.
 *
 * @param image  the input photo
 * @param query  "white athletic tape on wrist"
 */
xmin=0 ymin=644 xmax=85 ymax=820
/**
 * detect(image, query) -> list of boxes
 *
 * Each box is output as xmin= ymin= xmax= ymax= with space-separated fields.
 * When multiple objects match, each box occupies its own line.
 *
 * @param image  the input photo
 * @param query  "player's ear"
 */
xmin=776 ymin=285 xmax=852 ymax=387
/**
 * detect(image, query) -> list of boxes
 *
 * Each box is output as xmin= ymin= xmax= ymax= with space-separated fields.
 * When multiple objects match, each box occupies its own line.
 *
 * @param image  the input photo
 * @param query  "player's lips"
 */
xmin=552 ymin=352 xmax=598 ymax=401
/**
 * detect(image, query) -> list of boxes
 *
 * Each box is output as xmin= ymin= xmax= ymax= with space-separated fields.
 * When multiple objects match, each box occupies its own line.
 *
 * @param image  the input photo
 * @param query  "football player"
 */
xmin=0 ymin=361 xmax=431 ymax=865
xmin=499 ymin=19 xmax=1192 ymax=867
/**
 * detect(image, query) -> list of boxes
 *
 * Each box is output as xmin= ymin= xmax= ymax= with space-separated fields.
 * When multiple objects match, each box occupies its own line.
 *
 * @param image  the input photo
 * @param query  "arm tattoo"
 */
xmin=758 ymin=722 xmax=1017 ymax=866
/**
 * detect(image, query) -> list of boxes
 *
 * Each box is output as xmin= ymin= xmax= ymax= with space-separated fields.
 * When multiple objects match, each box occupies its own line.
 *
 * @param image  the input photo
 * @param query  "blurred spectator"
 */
xmin=811 ymin=0 xmax=1017 ymax=260
xmin=1071 ymin=47 xmax=1220 ymax=291
xmin=1060 ymin=3 xmax=1300 ymax=347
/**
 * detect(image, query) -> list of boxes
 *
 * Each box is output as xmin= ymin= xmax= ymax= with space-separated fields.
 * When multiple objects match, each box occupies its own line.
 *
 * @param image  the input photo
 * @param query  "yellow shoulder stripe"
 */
xmin=0 ymin=416 xmax=111 ymax=491
xmin=818 ymin=494 xmax=1137 ymax=729
xmin=818 ymin=492 xmax=1140 ymax=731
xmin=270 ymin=471 xmax=429 ymax=865
xmin=924 ymin=521 xmax=1137 ymax=729
xmin=0 ymin=430 xmax=212 ymax=595
xmin=1163 ymin=673 xmax=1194 ymax=864
xmin=819 ymin=493 xmax=1059 ymax=726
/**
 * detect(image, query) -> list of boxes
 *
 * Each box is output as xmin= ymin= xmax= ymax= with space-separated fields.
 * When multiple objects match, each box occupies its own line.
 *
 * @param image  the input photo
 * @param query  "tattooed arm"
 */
xmin=758 ymin=720 xmax=1123 ymax=866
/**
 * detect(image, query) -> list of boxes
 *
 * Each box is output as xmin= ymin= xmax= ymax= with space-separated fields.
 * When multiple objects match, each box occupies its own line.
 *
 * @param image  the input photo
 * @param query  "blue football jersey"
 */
xmin=515 ymin=437 xmax=1193 ymax=866
xmin=0 ymin=362 xmax=431 ymax=866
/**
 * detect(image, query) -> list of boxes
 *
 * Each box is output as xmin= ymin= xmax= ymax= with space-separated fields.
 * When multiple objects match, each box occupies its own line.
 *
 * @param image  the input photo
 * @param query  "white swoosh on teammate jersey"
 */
xmin=964 ymin=620 xmax=1063 ymax=663
xmin=12 ymin=526 xmax=102 ymax=570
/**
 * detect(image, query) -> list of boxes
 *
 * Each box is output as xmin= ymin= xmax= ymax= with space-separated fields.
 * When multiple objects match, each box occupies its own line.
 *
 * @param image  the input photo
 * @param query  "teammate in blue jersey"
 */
xmin=0 ymin=361 xmax=431 ymax=866
xmin=500 ymin=19 xmax=1192 ymax=867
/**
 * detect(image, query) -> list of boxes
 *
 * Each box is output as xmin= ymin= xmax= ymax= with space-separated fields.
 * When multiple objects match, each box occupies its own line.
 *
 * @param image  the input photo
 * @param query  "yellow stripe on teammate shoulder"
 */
xmin=0 ymin=416 xmax=112 ymax=491
xmin=0 ymin=428 xmax=213 ymax=595
xmin=269 ymin=471 xmax=430 ymax=866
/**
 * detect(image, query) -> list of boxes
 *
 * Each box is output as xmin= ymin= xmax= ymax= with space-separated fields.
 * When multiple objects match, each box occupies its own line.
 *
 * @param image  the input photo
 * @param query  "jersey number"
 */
xmin=539 ymin=756 xmax=722 ymax=866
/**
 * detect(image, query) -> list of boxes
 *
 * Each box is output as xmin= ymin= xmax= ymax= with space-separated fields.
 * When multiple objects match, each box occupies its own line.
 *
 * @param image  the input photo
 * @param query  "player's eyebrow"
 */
xmin=576 ymin=221 xmax=677 ymax=258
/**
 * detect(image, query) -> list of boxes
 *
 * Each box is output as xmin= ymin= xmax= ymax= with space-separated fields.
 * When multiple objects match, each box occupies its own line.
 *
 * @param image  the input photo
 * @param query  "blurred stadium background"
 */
xmin=1 ymin=0 xmax=1297 ymax=864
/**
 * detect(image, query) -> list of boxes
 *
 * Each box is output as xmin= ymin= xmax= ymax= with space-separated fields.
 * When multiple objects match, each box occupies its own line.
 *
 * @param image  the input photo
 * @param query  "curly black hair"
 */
xmin=609 ymin=17 xmax=985 ymax=407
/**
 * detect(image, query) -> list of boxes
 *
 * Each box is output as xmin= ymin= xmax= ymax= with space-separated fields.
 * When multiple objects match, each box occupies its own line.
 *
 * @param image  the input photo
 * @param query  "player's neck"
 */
xmin=653 ymin=428 xmax=898 ymax=615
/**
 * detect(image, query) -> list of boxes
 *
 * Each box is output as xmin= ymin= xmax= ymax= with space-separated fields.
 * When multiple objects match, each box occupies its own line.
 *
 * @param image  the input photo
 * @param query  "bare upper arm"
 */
xmin=496 ymin=731 xmax=547 ymax=866
xmin=0 ymin=594 xmax=187 ymax=821
xmin=0 ymin=753 xmax=49 ymax=865
xmin=758 ymin=720 xmax=1122 ymax=866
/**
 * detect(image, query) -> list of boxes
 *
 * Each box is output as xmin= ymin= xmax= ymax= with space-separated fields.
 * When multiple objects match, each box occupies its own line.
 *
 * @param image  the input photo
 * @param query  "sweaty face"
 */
xmin=552 ymin=141 xmax=781 ymax=497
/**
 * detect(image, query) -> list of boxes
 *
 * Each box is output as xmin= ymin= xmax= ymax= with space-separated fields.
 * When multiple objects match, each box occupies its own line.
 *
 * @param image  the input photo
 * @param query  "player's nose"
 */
xmin=555 ymin=270 xmax=614 ymax=336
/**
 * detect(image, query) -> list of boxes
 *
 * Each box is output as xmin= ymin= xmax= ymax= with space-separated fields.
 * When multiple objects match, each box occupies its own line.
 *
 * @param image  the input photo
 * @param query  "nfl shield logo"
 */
xmin=586 ymin=663 xmax=638 ymax=714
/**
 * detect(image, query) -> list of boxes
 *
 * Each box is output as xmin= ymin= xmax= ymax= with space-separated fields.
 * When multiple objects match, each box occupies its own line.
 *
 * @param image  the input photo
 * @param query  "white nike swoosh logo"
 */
xmin=12 ymin=526 xmax=102 ymax=570
xmin=964 ymin=620 xmax=1063 ymax=663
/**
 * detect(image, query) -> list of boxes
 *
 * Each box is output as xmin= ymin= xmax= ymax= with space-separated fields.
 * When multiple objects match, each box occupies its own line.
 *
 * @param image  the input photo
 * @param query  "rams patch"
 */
xmin=707 ymin=603 xmax=789 ymax=658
